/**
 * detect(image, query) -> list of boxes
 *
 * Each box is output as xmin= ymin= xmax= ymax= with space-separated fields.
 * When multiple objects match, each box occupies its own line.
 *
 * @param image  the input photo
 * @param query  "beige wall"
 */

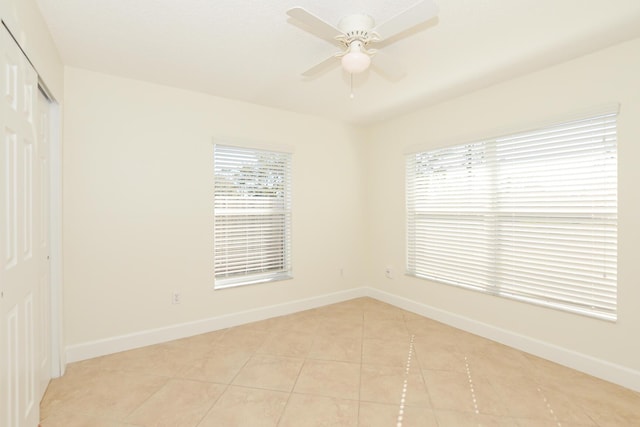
xmin=62 ymin=67 xmax=367 ymax=345
xmin=365 ymin=37 xmax=640 ymax=373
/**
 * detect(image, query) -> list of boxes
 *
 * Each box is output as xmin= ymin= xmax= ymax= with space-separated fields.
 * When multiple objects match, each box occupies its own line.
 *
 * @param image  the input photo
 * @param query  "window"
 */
xmin=406 ymin=111 xmax=618 ymax=321
xmin=214 ymin=144 xmax=292 ymax=289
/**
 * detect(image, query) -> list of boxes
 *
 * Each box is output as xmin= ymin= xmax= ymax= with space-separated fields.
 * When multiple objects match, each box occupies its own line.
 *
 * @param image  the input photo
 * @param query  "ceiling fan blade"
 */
xmin=301 ymin=55 xmax=340 ymax=78
xmin=371 ymin=50 xmax=407 ymax=81
xmin=372 ymin=0 xmax=439 ymax=41
xmin=287 ymin=7 xmax=343 ymax=44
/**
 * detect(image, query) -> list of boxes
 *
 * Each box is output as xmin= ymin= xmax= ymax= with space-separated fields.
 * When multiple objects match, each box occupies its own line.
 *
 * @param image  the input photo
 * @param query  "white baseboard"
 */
xmin=367 ymin=288 xmax=640 ymax=392
xmin=65 ymin=287 xmax=369 ymax=363
xmin=65 ymin=285 xmax=640 ymax=392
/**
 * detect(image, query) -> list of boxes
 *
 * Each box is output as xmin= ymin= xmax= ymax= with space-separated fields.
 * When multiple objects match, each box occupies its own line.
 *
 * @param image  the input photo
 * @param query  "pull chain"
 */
xmin=349 ymin=73 xmax=355 ymax=99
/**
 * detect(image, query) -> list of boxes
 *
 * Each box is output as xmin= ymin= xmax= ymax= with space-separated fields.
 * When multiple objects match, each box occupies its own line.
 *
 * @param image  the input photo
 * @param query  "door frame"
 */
xmin=38 ymin=80 xmax=64 ymax=378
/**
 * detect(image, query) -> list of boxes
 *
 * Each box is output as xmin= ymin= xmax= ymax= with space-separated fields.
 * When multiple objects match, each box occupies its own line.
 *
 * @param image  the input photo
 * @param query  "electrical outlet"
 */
xmin=171 ymin=291 xmax=181 ymax=305
xmin=385 ymin=267 xmax=394 ymax=279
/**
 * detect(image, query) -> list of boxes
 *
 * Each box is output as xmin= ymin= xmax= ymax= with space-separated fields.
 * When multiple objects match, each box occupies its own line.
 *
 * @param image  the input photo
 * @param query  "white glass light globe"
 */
xmin=341 ymin=50 xmax=371 ymax=74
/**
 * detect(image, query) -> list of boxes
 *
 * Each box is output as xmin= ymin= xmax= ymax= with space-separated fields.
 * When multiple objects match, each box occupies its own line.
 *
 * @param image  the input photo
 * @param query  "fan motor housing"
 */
xmin=338 ymin=14 xmax=375 ymax=46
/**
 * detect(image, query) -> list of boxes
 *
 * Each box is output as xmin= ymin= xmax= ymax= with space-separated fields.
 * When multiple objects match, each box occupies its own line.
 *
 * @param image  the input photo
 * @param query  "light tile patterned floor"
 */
xmin=40 ymin=297 xmax=640 ymax=426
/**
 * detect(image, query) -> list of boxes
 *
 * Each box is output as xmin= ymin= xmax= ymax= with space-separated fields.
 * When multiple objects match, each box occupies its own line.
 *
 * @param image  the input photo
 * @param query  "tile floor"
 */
xmin=40 ymin=297 xmax=640 ymax=426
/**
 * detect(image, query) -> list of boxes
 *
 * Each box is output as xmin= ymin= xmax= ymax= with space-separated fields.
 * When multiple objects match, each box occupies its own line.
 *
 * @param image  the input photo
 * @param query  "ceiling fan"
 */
xmin=286 ymin=1 xmax=439 ymax=80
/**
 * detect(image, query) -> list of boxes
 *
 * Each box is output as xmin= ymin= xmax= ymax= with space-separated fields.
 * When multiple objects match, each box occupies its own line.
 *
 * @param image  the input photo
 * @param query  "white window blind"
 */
xmin=406 ymin=111 xmax=618 ymax=321
xmin=214 ymin=144 xmax=292 ymax=289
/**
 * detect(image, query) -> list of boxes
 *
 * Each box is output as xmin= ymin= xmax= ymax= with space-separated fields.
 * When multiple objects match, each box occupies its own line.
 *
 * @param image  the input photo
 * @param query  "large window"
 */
xmin=406 ymin=111 xmax=618 ymax=320
xmin=214 ymin=144 xmax=292 ymax=289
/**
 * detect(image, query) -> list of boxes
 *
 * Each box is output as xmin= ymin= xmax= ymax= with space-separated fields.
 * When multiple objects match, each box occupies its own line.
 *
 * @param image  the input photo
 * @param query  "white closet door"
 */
xmin=0 ymin=25 xmax=42 ymax=427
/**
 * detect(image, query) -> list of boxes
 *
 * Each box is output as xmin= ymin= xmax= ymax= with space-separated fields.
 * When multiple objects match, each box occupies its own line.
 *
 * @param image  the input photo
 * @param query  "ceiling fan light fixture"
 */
xmin=341 ymin=44 xmax=371 ymax=74
xmin=287 ymin=1 xmax=439 ymax=79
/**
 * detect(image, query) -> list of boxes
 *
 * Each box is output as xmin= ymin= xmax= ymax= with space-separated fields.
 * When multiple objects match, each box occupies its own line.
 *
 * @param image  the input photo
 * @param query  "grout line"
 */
xmin=536 ymin=386 xmax=562 ymax=427
xmin=193 ymin=383 xmax=230 ymax=427
xmin=272 ymin=322 xmax=306 ymax=427
xmin=397 ymin=334 xmax=416 ymax=427
xmin=406 ymin=316 xmax=438 ymax=416
xmin=357 ymin=309 xmax=366 ymax=425
xmin=464 ymin=356 xmax=480 ymax=415
xmin=118 ymin=372 xmax=171 ymax=422
xmin=196 ymin=324 xmax=260 ymax=426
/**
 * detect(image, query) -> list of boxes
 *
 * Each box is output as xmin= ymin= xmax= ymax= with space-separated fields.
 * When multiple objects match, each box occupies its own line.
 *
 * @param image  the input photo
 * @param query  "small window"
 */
xmin=406 ymin=111 xmax=618 ymax=321
xmin=214 ymin=144 xmax=292 ymax=289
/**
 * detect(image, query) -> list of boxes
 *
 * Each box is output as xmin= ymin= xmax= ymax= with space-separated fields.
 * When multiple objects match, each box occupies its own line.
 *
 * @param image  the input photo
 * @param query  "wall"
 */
xmin=61 ymin=31 xmax=640 ymax=390
xmin=365 ymin=37 xmax=640 ymax=387
xmin=63 ymin=67 xmax=367 ymax=348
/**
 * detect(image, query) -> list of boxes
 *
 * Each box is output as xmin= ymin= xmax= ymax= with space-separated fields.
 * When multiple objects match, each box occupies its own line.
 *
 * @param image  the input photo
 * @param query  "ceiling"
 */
xmin=36 ymin=0 xmax=640 ymax=125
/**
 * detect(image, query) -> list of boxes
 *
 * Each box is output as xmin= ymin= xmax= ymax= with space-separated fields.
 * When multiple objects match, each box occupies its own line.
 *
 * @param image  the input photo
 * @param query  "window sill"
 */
xmin=214 ymin=273 xmax=293 ymax=290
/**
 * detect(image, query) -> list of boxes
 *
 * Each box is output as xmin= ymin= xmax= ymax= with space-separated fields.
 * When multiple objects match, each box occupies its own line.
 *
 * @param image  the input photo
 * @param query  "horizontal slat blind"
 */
xmin=214 ymin=144 xmax=292 ymax=288
xmin=407 ymin=112 xmax=617 ymax=320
